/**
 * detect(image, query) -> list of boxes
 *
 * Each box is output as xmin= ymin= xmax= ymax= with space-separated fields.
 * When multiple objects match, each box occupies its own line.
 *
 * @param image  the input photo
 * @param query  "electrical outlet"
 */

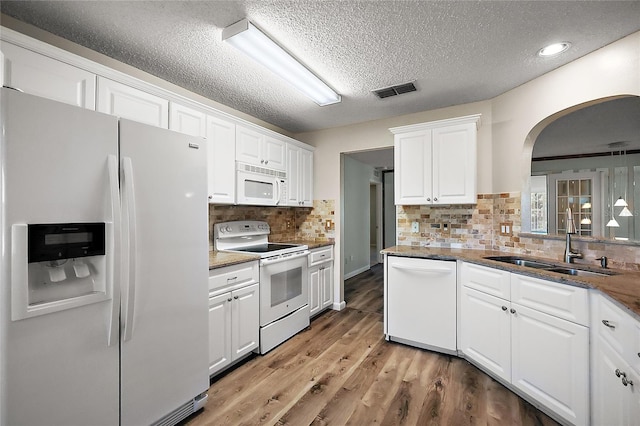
xmin=411 ymin=221 xmax=419 ymax=233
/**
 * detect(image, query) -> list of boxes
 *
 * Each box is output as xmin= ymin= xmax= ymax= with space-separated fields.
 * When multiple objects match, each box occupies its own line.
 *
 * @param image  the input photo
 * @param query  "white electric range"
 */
xmin=214 ymin=221 xmax=310 ymax=353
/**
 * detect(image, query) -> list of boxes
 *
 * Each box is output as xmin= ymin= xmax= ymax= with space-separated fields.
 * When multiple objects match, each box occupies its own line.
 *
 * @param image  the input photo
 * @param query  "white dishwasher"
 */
xmin=385 ymin=256 xmax=457 ymax=353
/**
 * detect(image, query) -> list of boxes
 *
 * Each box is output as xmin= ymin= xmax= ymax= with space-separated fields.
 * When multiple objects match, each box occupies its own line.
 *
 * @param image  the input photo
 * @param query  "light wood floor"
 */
xmin=184 ymin=264 xmax=559 ymax=426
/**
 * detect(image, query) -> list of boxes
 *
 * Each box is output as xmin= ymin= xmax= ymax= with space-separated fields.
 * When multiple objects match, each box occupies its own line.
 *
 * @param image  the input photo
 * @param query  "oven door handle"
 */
xmin=260 ymin=250 xmax=310 ymax=265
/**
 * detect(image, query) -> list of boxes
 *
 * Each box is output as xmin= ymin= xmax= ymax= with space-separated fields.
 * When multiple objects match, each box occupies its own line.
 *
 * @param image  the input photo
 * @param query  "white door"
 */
xmin=232 ymin=283 xmax=260 ymax=359
xmin=459 ymin=286 xmax=511 ymax=382
xmin=1 ymin=41 xmax=96 ymax=109
xmin=320 ymin=264 xmax=334 ymax=310
xmin=511 ymin=303 xmax=589 ymax=426
xmin=286 ymin=144 xmax=301 ymax=205
xmin=1 ymin=89 xmax=119 ymax=426
xmin=386 ymin=257 xmax=456 ymax=351
xmin=207 ymin=115 xmax=236 ymax=204
xmin=592 ymin=336 xmax=629 ymax=426
xmin=119 ymin=119 xmax=209 ymax=425
xmin=97 ymin=77 xmax=169 ymax=128
xmin=394 ymin=130 xmax=432 ymax=205
xmin=209 ymin=293 xmax=232 ymax=376
xmin=309 ymin=266 xmax=321 ymax=316
xmin=432 ymin=122 xmax=476 ymax=204
xmin=300 ymin=148 xmax=314 ymax=206
xmin=170 ymin=102 xmax=206 ymax=137
xmin=263 ymin=136 xmax=286 ymax=170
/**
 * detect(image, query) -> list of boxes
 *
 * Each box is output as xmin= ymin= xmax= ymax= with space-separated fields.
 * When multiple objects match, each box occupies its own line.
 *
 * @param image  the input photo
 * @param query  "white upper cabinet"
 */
xmin=286 ymin=143 xmax=314 ymax=207
xmin=169 ymin=101 xmax=206 ymax=137
xmin=97 ymin=77 xmax=168 ymax=128
xmin=206 ymin=114 xmax=236 ymax=204
xmin=236 ymin=125 xmax=286 ymax=171
xmin=391 ymin=114 xmax=480 ymax=205
xmin=1 ymin=41 xmax=96 ymax=109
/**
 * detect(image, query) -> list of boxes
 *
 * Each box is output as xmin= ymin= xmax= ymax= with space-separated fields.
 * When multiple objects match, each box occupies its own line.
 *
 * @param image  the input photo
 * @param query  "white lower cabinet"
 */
xmin=208 ymin=262 xmax=259 ymax=377
xmin=385 ymin=256 xmax=457 ymax=352
xmin=460 ymin=262 xmax=589 ymax=426
xmin=308 ymin=246 xmax=334 ymax=317
xmin=591 ymin=292 xmax=640 ymax=425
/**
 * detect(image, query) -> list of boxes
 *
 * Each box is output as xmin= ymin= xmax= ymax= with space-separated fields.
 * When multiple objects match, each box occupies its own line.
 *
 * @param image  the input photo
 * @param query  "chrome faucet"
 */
xmin=564 ymin=208 xmax=583 ymax=263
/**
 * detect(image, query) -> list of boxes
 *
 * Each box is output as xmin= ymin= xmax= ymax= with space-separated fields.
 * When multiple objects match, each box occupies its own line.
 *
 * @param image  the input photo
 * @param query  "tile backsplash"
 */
xmin=397 ymin=192 xmax=640 ymax=271
xmin=209 ymin=199 xmax=335 ymax=250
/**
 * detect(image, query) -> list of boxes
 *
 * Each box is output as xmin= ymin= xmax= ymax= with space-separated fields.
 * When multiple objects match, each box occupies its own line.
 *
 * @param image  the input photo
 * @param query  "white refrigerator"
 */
xmin=0 ymin=88 xmax=209 ymax=425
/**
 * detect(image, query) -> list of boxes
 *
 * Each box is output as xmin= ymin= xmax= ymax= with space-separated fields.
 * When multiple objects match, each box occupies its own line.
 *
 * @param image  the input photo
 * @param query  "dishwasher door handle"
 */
xmin=391 ymin=265 xmax=453 ymax=273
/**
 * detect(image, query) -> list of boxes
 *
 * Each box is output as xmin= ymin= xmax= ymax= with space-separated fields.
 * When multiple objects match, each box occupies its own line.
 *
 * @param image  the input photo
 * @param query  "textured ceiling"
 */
xmin=2 ymin=1 xmax=640 ymax=136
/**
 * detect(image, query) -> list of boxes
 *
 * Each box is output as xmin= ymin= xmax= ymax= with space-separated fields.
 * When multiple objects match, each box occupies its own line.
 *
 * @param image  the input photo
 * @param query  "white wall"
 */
xmin=343 ymin=155 xmax=373 ymax=279
xmin=383 ymin=172 xmax=396 ymax=248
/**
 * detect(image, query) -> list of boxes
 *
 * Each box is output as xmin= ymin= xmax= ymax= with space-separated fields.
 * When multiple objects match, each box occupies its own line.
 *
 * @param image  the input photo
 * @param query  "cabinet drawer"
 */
xmin=511 ymin=274 xmax=589 ymax=325
xmin=460 ymin=262 xmax=510 ymax=300
xmin=309 ymin=246 xmax=333 ymax=266
xmin=209 ymin=261 xmax=258 ymax=293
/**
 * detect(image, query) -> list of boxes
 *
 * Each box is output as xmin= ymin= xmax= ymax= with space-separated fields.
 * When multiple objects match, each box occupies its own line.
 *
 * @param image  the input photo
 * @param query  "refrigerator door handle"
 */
xmin=107 ymin=155 xmax=121 ymax=346
xmin=122 ymin=156 xmax=138 ymax=342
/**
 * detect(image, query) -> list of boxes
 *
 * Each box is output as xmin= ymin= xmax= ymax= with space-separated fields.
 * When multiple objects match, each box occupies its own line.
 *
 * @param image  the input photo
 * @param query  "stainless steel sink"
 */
xmin=483 ymin=256 xmax=554 ymax=269
xmin=484 ymin=255 xmax=616 ymax=277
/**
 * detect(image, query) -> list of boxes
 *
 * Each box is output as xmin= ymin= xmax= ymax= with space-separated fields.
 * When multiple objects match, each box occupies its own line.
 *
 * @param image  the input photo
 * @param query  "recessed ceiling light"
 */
xmin=538 ymin=42 xmax=571 ymax=57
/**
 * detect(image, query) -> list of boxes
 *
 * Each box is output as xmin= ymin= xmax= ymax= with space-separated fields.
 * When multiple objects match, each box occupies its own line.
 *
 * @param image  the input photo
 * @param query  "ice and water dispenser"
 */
xmin=11 ymin=222 xmax=111 ymax=320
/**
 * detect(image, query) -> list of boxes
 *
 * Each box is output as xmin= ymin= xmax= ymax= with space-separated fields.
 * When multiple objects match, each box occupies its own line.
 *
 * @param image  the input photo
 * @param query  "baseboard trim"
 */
xmin=344 ymin=265 xmax=370 ymax=280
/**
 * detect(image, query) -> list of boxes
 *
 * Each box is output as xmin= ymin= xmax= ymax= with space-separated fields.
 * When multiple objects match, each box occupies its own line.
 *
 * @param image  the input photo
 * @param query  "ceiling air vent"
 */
xmin=372 ymin=81 xmax=417 ymax=99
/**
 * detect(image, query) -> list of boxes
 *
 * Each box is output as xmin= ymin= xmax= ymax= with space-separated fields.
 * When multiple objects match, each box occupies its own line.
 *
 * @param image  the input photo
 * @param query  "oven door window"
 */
xmin=245 ymin=179 xmax=273 ymax=199
xmin=270 ymin=267 xmax=302 ymax=307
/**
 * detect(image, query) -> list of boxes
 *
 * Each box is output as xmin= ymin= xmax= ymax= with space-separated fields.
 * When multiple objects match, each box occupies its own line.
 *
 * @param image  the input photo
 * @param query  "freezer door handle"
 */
xmin=122 ymin=156 xmax=138 ymax=342
xmin=107 ymin=155 xmax=120 ymax=346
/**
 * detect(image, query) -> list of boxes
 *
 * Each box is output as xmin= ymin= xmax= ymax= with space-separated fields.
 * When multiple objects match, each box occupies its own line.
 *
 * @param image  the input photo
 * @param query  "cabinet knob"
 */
xmin=616 ymin=368 xmax=626 ymax=378
xmin=233 ymin=296 xmax=239 ymax=299
xmin=602 ymin=319 xmax=616 ymax=329
xmin=510 ymin=308 xmax=516 ymax=314
xmin=427 ymin=198 xmax=431 ymax=202
xmin=502 ymin=306 xmax=508 ymax=311
xmin=261 ymin=159 xmax=265 ymax=164
xmin=208 ymin=195 xmax=213 ymax=200
xmin=622 ymin=377 xmax=634 ymax=387
xmin=265 ymin=160 xmax=269 ymax=165
xmin=227 ymin=298 xmax=232 ymax=302
xmin=434 ymin=197 xmax=438 ymax=201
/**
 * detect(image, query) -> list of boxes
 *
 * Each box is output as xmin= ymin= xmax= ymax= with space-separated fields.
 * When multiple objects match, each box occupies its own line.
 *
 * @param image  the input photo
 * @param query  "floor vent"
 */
xmin=372 ymin=82 xmax=417 ymax=99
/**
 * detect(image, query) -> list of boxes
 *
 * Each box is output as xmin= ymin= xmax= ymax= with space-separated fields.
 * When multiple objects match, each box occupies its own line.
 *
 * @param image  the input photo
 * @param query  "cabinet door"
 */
xmin=209 ymin=293 xmax=232 ymax=376
xmin=236 ymin=125 xmax=263 ymax=166
xmin=169 ymin=102 xmax=206 ymax=137
xmin=1 ymin=41 xmax=96 ymax=109
xmin=286 ymin=145 xmax=301 ymax=206
xmin=432 ymin=122 xmax=476 ymax=204
xmin=511 ymin=303 xmax=589 ymax=426
xmin=97 ymin=77 xmax=168 ymax=128
xmin=232 ymin=283 xmax=259 ymax=359
xmin=206 ymin=115 xmax=236 ymax=204
xmin=592 ymin=335 xmax=631 ymax=426
xmin=309 ymin=266 xmax=321 ymax=317
xmin=394 ymin=130 xmax=432 ymax=205
xmin=299 ymin=148 xmax=314 ymax=207
xmin=386 ymin=257 xmax=456 ymax=351
xmin=320 ymin=264 xmax=333 ymax=310
xmin=460 ymin=286 xmax=511 ymax=382
xmin=263 ymin=136 xmax=286 ymax=171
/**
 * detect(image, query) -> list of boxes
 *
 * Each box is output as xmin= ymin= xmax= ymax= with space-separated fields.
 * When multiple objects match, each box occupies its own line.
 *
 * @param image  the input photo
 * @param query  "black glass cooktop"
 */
xmin=232 ymin=243 xmax=299 ymax=253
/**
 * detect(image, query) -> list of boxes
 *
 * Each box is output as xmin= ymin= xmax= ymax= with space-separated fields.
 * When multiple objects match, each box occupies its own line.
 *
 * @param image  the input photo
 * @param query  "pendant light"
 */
xmin=607 ymin=149 xmax=620 ymax=227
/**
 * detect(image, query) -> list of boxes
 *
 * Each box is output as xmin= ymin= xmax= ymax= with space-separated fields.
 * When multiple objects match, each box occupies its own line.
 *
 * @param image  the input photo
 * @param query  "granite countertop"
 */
xmin=209 ymin=251 xmax=260 ymax=270
xmin=209 ymin=240 xmax=333 ymax=270
xmin=382 ymin=246 xmax=640 ymax=320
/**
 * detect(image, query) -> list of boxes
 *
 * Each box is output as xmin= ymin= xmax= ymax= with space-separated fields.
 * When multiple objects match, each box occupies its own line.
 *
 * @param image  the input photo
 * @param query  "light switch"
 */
xmin=411 ymin=221 xmax=419 ymax=233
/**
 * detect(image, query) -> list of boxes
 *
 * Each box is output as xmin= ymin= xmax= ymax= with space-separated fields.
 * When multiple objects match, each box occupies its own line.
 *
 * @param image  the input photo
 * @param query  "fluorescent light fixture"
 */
xmin=619 ymin=206 xmax=633 ymax=217
xmin=614 ymin=196 xmax=628 ymax=207
xmin=538 ymin=42 xmax=571 ymax=57
xmin=222 ymin=19 xmax=341 ymax=106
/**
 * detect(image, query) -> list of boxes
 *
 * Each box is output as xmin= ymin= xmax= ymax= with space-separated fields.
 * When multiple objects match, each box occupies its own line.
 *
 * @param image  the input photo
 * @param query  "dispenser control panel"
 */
xmin=28 ymin=223 xmax=105 ymax=263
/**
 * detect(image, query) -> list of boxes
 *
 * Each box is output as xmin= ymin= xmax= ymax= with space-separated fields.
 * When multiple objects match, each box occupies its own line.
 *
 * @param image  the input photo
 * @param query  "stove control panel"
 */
xmin=214 ymin=220 xmax=270 ymax=239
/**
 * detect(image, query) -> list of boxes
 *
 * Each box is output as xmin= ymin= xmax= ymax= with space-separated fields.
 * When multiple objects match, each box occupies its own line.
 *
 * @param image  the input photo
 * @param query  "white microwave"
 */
xmin=236 ymin=162 xmax=287 ymax=206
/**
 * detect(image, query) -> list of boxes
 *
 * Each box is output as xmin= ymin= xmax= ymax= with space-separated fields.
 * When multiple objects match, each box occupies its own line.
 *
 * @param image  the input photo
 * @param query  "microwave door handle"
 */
xmin=106 ymin=155 xmax=120 ymax=347
xmin=275 ymin=179 xmax=281 ymax=206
